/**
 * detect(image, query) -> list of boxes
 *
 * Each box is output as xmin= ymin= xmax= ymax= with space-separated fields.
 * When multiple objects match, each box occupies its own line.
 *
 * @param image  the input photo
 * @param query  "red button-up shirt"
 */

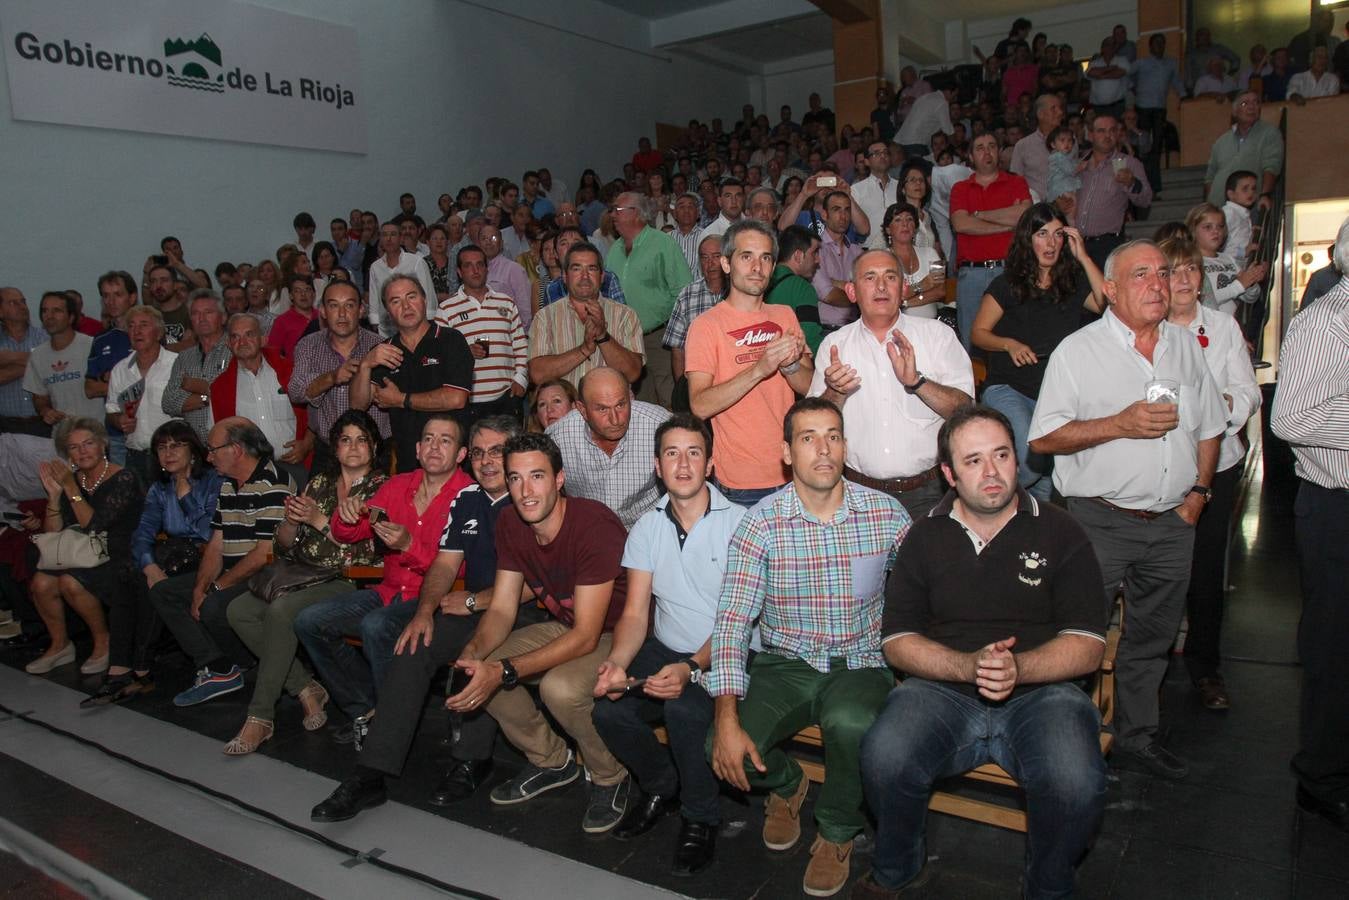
xmin=950 ymin=171 xmax=1032 ymax=264
xmin=330 ymin=467 xmax=473 ymax=604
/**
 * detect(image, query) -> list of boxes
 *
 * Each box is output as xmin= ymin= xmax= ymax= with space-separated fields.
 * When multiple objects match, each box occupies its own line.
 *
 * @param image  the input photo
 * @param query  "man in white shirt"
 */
xmin=894 ymin=80 xmax=956 ymax=159
xmin=225 ymin=313 xmax=306 ymax=488
xmin=928 ymin=160 xmax=973 ymax=264
xmin=850 ymin=143 xmax=899 ymax=251
xmin=1028 ymin=239 xmax=1226 ymax=782
xmin=810 ymin=249 xmax=973 ymax=519
xmin=106 ymin=306 xmax=177 ymax=480
xmin=696 ymin=179 xmax=745 ymax=244
xmin=1086 ymin=38 xmax=1133 ymax=118
xmin=1288 ymin=46 xmax=1341 ymax=100
xmin=1010 ymin=94 xmax=1065 ymax=200
xmin=500 ymin=204 xmax=534 ymax=260
xmin=367 ymin=222 xmax=436 ymax=335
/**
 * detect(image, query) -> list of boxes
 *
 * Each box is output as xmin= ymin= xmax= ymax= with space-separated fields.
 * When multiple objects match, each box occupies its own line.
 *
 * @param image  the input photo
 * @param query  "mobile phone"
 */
xmin=816 ymin=174 xmax=838 ymax=188
xmin=608 ymin=677 xmax=648 ymax=694
xmin=367 ymin=504 xmax=386 ymax=525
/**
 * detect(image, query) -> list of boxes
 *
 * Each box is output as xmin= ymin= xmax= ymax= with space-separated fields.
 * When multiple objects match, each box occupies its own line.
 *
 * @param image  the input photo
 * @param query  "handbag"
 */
xmin=247 ymin=558 xmax=339 ymax=603
xmin=33 ymin=528 xmax=109 ymax=571
xmin=154 ymin=536 xmax=204 ymax=577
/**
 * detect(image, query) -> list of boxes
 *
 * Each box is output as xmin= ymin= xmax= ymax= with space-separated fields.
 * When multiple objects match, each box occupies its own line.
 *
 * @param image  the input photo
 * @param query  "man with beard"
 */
xmin=144 ymin=264 xmax=193 ymax=351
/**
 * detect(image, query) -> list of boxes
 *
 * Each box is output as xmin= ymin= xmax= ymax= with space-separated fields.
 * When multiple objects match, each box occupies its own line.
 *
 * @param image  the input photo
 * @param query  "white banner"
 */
xmin=1 ymin=0 xmax=366 ymax=154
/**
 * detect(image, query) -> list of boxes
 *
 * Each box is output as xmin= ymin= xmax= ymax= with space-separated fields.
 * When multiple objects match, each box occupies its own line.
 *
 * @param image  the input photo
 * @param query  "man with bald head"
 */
xmin=546 ymin=366 xmax=671 ymax=530
xmin=1030 ymin=239 xmax=1227 ymax=781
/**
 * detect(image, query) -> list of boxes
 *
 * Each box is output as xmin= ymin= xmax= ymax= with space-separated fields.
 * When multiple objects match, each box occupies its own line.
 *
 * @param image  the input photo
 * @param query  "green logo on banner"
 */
xmin=164 ymin=33 xmax=223 ymax=92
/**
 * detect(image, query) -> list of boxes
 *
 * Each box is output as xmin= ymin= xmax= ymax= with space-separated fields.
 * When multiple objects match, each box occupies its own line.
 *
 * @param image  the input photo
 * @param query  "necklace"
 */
xmin=79 ymin=460 xmax=110 ymax=495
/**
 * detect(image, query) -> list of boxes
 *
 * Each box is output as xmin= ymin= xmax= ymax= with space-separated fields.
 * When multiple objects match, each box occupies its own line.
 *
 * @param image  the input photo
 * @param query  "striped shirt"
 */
xmin=662 ymin=278 xmax=723 ymax=350
xmin=706 ymin=480 xmax=911 ymax=698
xmin=211 ymin=458 xmax=295 ymax=563
xmin=526 ymin=296 xmax=645 ymax=390
xmin=433 ymin=288 xmax=528 ymax=402
xmin=671 ymin=226 xmax=703 ymax=274
xmin=545 ymin=402 xmax=672 ymax=530
xmin=1271 ymin=277 xmax=1349 ymax=490
xmin=0 ymin=325 xmax=46 ymax=418
xmin=162 ymin=337 xmax=232 ymax=441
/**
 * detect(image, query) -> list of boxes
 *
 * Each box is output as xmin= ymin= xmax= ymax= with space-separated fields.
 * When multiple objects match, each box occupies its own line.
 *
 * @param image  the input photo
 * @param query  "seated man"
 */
xmin=310 ymin=415 xmax=546 ymax=820
xmin=707 ymin=397 xmax=909 ymax=898
xmin=855 ymin=405 xmax=1109 ymax=899
xmin=293 ymin=414 xmax=472 ymax=746
xmin=150 ymin=417 xmax=293 ymax=706
xmin=546 ymin=367 xmax=671 ymax=530
xmin=443 ymin=433 xmax=633 ymax=833
xmin=592 ymin=414 xmax=745 ymax=875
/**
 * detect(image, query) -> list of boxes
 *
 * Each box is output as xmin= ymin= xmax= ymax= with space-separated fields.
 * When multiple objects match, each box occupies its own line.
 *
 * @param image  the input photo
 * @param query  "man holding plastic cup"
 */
xmin=1028 ymin=239 xmax=1225 ymax=781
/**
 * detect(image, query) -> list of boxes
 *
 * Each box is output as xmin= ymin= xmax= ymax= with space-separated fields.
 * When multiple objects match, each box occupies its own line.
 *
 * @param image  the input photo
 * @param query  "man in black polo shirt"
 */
xmin=311 ymin=415 xmax=546 ymax=821
xmin=854 ymin=406 xmax=1108 ymax=899
xmin=351 ymin=274 xmax=472 ymax=473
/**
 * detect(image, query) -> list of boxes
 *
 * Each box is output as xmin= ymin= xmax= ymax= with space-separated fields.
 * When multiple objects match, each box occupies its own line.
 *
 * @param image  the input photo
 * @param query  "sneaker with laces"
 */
xmin=581 ymin=777 xmax=631 ymax=833
xmin=173 ymin=666 xmax=244 ymax=707
xmin=763 ymin=775 xmax=809 ymax=850
xmin=489 ymin=751 xmax=580 ymax=805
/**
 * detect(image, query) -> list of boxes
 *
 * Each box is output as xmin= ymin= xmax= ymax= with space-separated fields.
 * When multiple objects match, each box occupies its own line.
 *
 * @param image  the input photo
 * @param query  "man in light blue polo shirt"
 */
xmin=592 ymin=413 xmax=745 ymax=876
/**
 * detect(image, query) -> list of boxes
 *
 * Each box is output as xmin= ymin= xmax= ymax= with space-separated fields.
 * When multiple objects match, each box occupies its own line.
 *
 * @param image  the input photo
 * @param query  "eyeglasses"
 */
xmin=156 ymin=440 xmax=189 ymax=454
xmin=611 ymin=205 xmax=640 ymax=214
xmin=205 ymin=440 xmax=235 ymax=455
xmin=469 ymin=446 xmax=505 ymax=461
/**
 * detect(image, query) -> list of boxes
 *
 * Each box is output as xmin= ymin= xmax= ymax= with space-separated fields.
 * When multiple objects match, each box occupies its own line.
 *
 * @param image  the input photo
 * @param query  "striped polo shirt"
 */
xmin=210 ymin=458 xmax=294 ymax=563
xmin=433 ymin=288 xmax=528 ymax=402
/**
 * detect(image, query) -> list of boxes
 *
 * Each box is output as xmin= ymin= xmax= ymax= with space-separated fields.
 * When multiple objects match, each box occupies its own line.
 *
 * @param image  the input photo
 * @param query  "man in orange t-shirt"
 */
xmin=686 ymin=220 xmax=815 ymax=506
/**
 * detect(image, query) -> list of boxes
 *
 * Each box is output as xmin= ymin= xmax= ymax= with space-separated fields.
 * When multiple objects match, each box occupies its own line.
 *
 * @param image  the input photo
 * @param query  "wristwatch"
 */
xmin=199 ymin=394 xmax=208 ymax=405
xmin=464 ymin=593 xmax=477 ymax=613
xmin=1188 ymin=485 xmax=1213 ymax=504
xmin=594 ymin=333 xmax=610 ymax=345
xmin=904 ymin=373 xmax=928 ymax=395
xmin=499 ymin=657 xmax=519 ymax=687
xmin=402 ymin=392 xmax=412 ymax=410
xmin=683 ymin=657 xmax=703 ymax=685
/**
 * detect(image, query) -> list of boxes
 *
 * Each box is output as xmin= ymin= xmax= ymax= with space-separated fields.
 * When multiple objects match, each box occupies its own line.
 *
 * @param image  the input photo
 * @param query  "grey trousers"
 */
xmin=1068 ymin=498 xmax=1195 ymax=752
xmin=636 ymin=326 xmax=673 ymax=409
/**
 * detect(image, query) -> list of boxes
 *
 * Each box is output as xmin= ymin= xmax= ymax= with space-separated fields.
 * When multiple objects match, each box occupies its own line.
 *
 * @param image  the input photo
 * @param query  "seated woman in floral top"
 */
xmin=221 ymin=410 xmax=388 ymax=755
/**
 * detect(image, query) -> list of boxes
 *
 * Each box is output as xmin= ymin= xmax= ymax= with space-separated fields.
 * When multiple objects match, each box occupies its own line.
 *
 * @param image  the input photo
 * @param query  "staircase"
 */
xmin=1124 ymin=164 xmax=1209 ymax=239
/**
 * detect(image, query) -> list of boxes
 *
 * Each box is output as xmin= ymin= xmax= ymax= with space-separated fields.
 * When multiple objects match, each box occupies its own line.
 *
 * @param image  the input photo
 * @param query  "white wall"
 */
xmin=0 ymin=0 xmax=751 ymax=316
xmin=758 ymin=52 xmax=835 ymax=122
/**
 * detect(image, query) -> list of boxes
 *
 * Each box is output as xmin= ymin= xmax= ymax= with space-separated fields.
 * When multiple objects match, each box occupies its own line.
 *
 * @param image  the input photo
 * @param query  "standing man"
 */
xmin=287 ymin=282 xmax=390 ymax=470
xmin=811 ymin=250 xmax=973 ymax=521
xmin=670 ymin=193 xmax=705 ymax=274
xmin=1086 ymin=38 xmax=1132 ymax=120
xmin=1270 ymin=218 xmax=1349 ymax=834
xmin=85 ymin=273 xmax=137 ymax=460
xmin=144 ymin=264 xmax=193 ymax=351
xmin=367 ymin=223 xmax=437 ymax=335
xmin=850 ymin=142 xmax=898 ymax=250
xmin=812 ymin=191 xmax=866 ymax=333
xmin=687 ymin=221 xmax=814 ymax=506
xmin=1029 ymin=240 xmax=1226 ymax=780
xmin=351 ymin=276 xmax=473 ymax=474
xmin=607 ymin=192 xmax=695 ymax=409
xmin=546 ymin=367 xmax=671 ymax=529
xmin=697 ymin=179 xmax=746 ymax=244
xmin=856 ymin=405 xmax=1108 ymax=898
xmin=592 ymin=414 xmax=745 ymax=874
xmin=1074 ymin=115 xmax=1153 ymax=268
xmin=894 ymin=78 xmax=957 ymax=160
xmin=707 ymin=397 xmax=909 ymax=898
xmin=767 ymin=225 xmax=824 ymax=356
xmin=444 ymin=433 xmax=635 ymax=834
xmin=162 ymin=290 xmax=232 ymax=441
xmin=950 ymin=134 xmax=1032 ymax=349
xmin=1010 ymin=94 xmax=1066 ymax=200
xmin=663 ymin=234 xmax=726 ymax=410
xmin=1132 ymin=33 xmax=1186 ymax=197
xmin=1204 ymin=92 xmax=1283 ymax=209
xmin=0 ymin=287 xmax=46 ymax=436
xmin=479 ymin=224 xmax=535 ymax=331
xmin=331 ymin=217 xmax=365 ymax=289
xmin=105 ymin=307 xmax=177 ymax=479
xmin=24 ymin=292 xmax=101 ymax=429
xmin=266 ymin=275 xmax=319 ymax=359
xmin=433 ymin=245 xmax=528 ymax=422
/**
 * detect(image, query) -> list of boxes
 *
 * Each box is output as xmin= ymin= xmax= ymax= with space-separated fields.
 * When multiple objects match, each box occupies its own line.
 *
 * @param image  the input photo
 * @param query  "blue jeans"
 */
xmin=861 ymin=679 xmax=1106 ymax=899
xmin=292 ymin=590 xmax=416 ymax=720
xmin=956 ymin=264 xmax=1002 ymax=351
xmin=715 ymin=480 xmax=784 ymax=509
xmin=981 ymin=383 xmax=1052 ymax=502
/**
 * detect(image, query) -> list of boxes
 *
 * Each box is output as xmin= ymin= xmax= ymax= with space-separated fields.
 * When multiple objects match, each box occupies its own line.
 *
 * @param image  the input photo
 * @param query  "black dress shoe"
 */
xmin=429 ymin=759 xmax=494 ymax=806
xmin=1297 ymin=785 xmax=1349 ymax=833
xmin=672 ymin=819 xmax=716 ymax=876
xmin=612 ymin=789 xmax=677 ymax=841
xmin=311 ymin=776 xmax=387 ymax=822
xmin=1119 ymin=742 xmax=1188 ymax=780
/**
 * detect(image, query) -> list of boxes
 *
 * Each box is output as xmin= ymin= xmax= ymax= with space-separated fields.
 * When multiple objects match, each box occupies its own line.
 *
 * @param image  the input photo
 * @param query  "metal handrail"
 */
xmin=1242 ymin=108 xmax=1288 ymax=361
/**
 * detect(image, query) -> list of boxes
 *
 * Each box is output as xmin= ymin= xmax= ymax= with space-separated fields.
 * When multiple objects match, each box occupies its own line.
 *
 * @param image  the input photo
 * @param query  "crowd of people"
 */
xmin=1 ymin=13 xmax=1347 ymax=900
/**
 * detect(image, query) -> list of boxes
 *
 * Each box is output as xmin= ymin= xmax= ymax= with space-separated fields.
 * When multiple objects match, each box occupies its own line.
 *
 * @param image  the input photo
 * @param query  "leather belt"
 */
xmin=1093 ymin=497 xmax=1167 ymax=521
xmin=845 ymin=465 xmax=941 ymax=494
xmin=958 ymin=259 xmax=1005 ymax=269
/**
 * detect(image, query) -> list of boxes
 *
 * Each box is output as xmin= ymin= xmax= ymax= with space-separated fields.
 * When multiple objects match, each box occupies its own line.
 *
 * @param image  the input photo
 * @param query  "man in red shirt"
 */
xmin=950 ymin=133 xmax=1031 ymax=350
xmin=632 ymin=137 xmax=665 ymax=174
xmin=293 ymin=413 xmax=472 ymax=746
xmin=265 ymin=273 xmax=318 ymax=359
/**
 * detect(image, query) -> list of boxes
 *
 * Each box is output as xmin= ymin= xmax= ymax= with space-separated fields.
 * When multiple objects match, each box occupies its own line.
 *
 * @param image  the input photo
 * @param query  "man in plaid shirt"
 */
xmin=706 ymin=396 xmax=910 ymax=898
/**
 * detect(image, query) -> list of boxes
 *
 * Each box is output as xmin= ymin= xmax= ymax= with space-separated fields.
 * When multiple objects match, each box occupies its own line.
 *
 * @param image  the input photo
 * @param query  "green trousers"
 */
xmin=714 ymin=653 xmax=893 ymax=843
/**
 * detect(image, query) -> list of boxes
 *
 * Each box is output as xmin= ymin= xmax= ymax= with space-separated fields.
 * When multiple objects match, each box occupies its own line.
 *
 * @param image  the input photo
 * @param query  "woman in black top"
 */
xmin=26 ymin=418 xmax=144 ymax=676
xmin=971 ymin=203 xmax=1104 ymax=500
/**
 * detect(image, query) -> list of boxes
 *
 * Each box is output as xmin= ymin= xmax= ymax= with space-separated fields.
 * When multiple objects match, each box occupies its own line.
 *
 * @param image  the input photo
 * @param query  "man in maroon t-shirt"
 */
xmin=446 ymin=432 xmax=634 ymax=833
xmin=950 ymin=133 xmax=1031 ymax=350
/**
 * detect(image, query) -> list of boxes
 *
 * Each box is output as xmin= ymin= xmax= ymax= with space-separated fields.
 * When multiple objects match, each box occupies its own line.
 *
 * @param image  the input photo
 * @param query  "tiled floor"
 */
xmin=1 ymin=451 xmax=1345 ymax=898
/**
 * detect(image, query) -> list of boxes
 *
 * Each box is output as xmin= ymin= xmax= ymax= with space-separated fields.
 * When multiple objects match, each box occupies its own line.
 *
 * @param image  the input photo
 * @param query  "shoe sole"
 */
xmin=490 ymin=766 xmax=580 ymax=806
xmin=311 ymin=793 xmax=387 ymax=823
xmin=582 ymin=810 xmax=626 ymax=834
xmin=764 ymin=832 xmax=802 ymax=851
xmin=173 ymin=679 xmax=245 ymax=707
xmin=802 ymin=878 xmax=848 ymax=898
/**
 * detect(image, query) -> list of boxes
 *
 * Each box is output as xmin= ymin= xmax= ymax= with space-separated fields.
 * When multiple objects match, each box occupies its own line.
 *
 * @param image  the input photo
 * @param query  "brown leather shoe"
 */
xmin=803 ymin=835 xmax=853 ymax=897
xmin=1196 ymin=676 xmax=1230 ymax=710
xmin=763 ymin=776 xmax=809 ymax=850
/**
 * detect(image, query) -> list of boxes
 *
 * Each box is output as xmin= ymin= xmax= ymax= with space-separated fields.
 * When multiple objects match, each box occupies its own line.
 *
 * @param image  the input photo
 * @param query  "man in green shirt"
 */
xmin=767 ymin=226 xmax=824 ymax=356
xmin=607 ymin=192 xmax=694 ymax=408
xmin=1203 ymin=91 xmax=1283 ymax=208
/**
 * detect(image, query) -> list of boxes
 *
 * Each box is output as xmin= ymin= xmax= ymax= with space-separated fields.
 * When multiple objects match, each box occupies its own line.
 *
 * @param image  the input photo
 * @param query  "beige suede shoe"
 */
xmin=762 ymin=775 xmax=809 ymax=850
xmin=803 ymin=835 xmax=854 ymax=897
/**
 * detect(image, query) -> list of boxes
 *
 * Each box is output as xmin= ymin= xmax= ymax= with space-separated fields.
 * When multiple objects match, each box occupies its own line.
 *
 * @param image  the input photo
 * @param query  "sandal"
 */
xmin=80 ymin=674 xmax=135 ymax=709
xmin=223 ymin=716 xmax=274 ymax=756
xmin=298 ymin=680 xmax=330 ymax=731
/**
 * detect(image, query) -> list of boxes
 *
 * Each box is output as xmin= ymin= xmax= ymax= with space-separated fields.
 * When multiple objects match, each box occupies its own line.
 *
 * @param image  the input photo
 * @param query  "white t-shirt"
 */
xmin=23 ymin=333 xmax=102 ymax=420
